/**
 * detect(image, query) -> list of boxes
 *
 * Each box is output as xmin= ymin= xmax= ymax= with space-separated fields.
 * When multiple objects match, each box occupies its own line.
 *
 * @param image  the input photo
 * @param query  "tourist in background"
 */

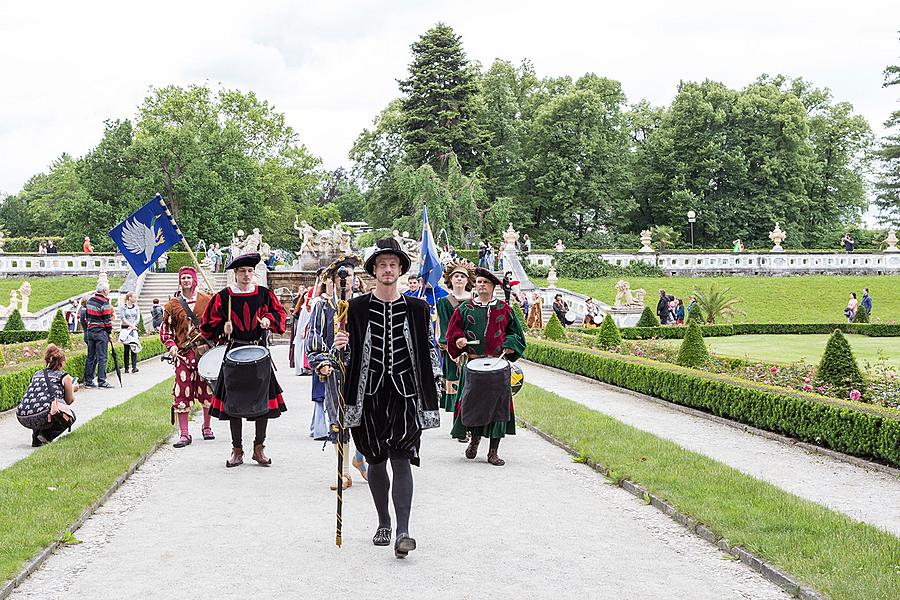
xmin=497 ymin=240 xmax=506 ymax=271
xmin=841 ymin=232 xmax=855 ymax=253
xmin=83 ymin=237 xmax=94 ymax=253
xmin=656 ymin=289 xmax=670 ymax=325
xmin=404 ymin=275 xmax=421 ymax=296
xmin=119 ymin=292 xmax=141 ymax=374
xmin=554 ymin=239 xmax=566 ymax=253
xmin=157 ymin=251 xmax=169 ymax=273
xmin=38 ymin=241 xmax=47 ymax=254
xmin=844 ymin=292 xmax=858 ymax=322
xmin=686 ymin=295 xmax=698 ymax=321
xmin=150 ymin=298 xmax=164 ymax=332
xmin=65 ymin=298 xmax=78 ymax=332
xmin=862 ymin=288 xmax=872 ymax=316
xmin=47 ymin=240 xmax=57 ymax=254
xmin=522 ymin=234 xmax=532 ymax=253
xmin=674 ymin=299 xmax=685 ymax=324
xmin=477 ymin=242 xmax=487 ymax=268
xmin=17 ymin=344 xmax=79 ymax=447
xmin=84 ymin=282 xmax=113 ymax=388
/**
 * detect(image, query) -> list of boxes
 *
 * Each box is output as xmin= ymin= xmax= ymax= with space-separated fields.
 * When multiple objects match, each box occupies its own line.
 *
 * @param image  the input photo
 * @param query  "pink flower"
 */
xmin=764 ymin=380 xmax=772 ymax=385
xmin=817 ymin=386 xmax=826 ymax=392
xmin=804 ymin=377 xmax=811 ymax=383
xmin=849 ymin=389 xmax=862 ymax=401
xmin=803 ymin=384 xmax=813 ymax=391
xmin=769 ymin=366 xmax=779 ymax=374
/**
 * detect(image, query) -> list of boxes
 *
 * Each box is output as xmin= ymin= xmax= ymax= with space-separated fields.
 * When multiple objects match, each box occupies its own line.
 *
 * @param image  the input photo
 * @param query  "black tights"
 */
xmin=122 ymin=344 xmax=137 ymax=369
xmin=229 ymin=417 xmax=268 ymax=449
xmin=367 ymin=458 xmax=414 ymax=536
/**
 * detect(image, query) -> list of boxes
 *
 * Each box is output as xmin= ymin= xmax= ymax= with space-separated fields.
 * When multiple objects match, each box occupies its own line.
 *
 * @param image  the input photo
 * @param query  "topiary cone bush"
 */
xmin=686 ymin=307 xmax=704 ymax=324
xmin=636 ymin=306 xmax=659 ymax=328
xmin=852 ymin=307 xmax=869 ymax=323
xmin=817 ymin=329 xmax=865 ymax=398
xmin=676 ymin=321 xmax=709 ymax=367
xmin=48 ymin=309 xmax=71 ymax=348
xmin=512 ymin=303 xmax=527 ymax=329
xmin=597 ymin=313 xmax=623 ymax=350
xmin=138 ymin=314 xmax=146 ymax=335
xmin=544 ymin=313 xmax=566 ymax=341
xmin=3 ymin=309 xmax=25 ymax=331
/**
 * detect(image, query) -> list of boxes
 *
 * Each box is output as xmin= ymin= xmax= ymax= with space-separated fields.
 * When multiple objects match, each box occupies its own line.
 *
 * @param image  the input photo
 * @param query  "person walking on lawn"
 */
xmin=83 ymin=282 xmax=113 ymax=388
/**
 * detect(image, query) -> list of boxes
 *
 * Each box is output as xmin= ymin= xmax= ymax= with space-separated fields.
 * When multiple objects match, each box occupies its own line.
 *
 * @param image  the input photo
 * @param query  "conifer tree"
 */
xmin=398 ymin=23 xmax=488 ymax=172
xmin=636 ymin=306 xmax=659 ymax=328
xmin=597 ymin=313 xmax=623 ymax=349
xmin=544 ymin=313 xmax=566 ymax=341
xmin=676 ymin=322 xmax=709 ymax=367
xmin=48 ymin=310 xmax=71 ymax=348
xmin=817 ymin=329 xmax=865 ymax=396
xmin=3 ymin=309 xmax=25 ymax=331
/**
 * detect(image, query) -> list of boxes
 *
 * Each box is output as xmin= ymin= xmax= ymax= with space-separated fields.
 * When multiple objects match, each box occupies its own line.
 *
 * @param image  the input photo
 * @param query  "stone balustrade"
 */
xmin=0 ymin=253 xmax=132 ymax=278
xmin=527 ymin=251 xmax=900 ymax=276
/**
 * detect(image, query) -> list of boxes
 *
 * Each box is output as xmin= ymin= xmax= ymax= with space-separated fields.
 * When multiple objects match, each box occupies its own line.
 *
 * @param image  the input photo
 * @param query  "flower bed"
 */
xmin=577 ymin=322 xmax=900 ymax=340
xmin=524 ymin=338 xmax=900 ymax=467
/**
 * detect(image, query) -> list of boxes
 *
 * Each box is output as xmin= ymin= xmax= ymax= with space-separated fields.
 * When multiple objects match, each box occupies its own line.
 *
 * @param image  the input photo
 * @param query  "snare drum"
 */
xmin=198 ymin=345 xmax=227 ymax=387
xmin=221 ymin=345 xmax=272 ymax=419
xmin=460 ymin=356 xmax=512 ymax=428
xmin=564 ymin=310 xmax=577 ymax=324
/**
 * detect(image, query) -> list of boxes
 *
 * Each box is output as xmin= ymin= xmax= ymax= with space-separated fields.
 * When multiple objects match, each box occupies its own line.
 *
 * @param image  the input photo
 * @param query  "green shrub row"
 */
xmin=524 ymin=340 xmax=900 ymax=467
xmin=0 ymin=336 xmax=166 ymax=413
xmin=0 ymin=330 xmax=50 ymax=344
xmin=597 ymin=322 xmax=900 ymax=340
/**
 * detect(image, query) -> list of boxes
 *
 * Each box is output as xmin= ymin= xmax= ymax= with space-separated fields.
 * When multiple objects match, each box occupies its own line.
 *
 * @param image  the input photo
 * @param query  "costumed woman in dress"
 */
xmin=446 ymin=268 xmax=526 ymax=466
xmin=200 ymin=252 xmax=287 ymax=468
xmin=306 ymin=254 xmax=368 ymax=489
xmin=526 ymin=291 xmax=543 ymax=329
xmin=435 ymin=259 xmax=475 ymax=438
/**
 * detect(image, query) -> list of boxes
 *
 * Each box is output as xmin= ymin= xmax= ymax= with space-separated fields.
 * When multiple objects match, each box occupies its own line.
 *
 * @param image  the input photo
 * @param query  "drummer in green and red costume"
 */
xmin=435 ymin=259 xmax=474 ymax=423
xmin=445 ymin=267 xmax=526 ymax=466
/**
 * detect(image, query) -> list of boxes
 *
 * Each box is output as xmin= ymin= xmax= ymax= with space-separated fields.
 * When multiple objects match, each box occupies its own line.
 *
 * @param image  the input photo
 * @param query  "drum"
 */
xmin=460 ymin=356 xmax=512 ymax=428
xmin=198 ymin=345 xmax=227 ymax=387
xmin=221 ymin=345 xmax=272 ymax=418
xmin=565 ymin=310 xmax=577 ymax=324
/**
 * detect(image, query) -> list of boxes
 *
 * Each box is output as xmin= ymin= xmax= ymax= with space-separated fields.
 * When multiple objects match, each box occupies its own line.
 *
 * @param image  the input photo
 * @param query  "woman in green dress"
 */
xmin=435 ymin=260 xmax=475 ymax=424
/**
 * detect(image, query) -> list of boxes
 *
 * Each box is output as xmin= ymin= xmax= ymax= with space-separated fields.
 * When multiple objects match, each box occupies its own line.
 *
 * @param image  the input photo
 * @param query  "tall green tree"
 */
xmin=398 ymin=23 xmax=488 ymax=172
xmin=875 ymin=38 xmax=900 ymax=225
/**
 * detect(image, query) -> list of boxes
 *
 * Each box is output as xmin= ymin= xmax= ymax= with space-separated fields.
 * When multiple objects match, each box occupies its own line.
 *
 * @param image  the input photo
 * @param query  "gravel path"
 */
xmin=9 ymin=349 xmax=787 ymax=599
xmin=0 ymin=355 xmax=173 ymax=470
xmin=525 ymin=362 xmax=900 ymax=537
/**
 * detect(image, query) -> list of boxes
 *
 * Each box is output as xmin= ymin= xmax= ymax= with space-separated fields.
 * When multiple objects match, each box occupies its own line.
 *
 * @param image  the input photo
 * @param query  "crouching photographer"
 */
xmin=16 ymin=344 xmax=79 ymax=447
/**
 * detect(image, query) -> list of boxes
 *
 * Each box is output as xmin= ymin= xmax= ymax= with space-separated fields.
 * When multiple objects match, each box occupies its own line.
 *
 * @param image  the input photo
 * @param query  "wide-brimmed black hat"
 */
xmin=474 ymin=267 xmax=501 ymax=287
xmin=364 ymin=238 xmax=411 ymax=276
xmin=225 ymin=252 xmax=261 ymax=271
xmin=325 ymin=253 xmax=360 ymax=278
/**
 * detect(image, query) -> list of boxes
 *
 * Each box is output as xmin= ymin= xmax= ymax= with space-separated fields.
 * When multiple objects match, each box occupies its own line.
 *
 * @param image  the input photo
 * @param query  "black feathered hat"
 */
xmin=225 ymin=252 xmax=261 ymax=271
xmin=364 ymin=238 xmax=411 ymax=276
xmin=325 ymin=253 xmax=361 ymax=278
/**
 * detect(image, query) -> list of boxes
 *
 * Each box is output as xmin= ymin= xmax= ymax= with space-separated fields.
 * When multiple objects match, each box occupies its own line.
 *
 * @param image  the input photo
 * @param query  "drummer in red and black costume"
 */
xmin=159 ymin=266 xmax=214 ymax=448
xmin=445 ymin=267 xmax=526 ymax=466
xmin=199 ymin=252 xmax=287 ymax=468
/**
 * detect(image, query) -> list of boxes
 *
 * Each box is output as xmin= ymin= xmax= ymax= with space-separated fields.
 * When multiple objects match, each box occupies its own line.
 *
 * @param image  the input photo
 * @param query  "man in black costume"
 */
xmin=333 ymin=238 xmax=441 ymax=559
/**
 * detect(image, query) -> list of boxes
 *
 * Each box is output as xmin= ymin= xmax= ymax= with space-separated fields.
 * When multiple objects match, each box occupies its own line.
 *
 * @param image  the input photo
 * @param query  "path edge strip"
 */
xmin=524 ymin=360 xmax=900 ymax=479
xmin=519 ymin=416 xmax=828 ymax=600
xmin=0 ymin=437 xmax=169 ymax=599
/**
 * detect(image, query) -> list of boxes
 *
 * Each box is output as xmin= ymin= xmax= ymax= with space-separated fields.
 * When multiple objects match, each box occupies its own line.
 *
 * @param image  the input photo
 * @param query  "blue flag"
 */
xmin=418 ymin=204 xmax=443 ymax=291
xmin=109 ymin=194 xmax=183 ymax=275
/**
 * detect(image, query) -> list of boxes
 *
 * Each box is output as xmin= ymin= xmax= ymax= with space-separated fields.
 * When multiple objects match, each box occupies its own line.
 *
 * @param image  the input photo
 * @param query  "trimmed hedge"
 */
xmin=47 ymin=310 xmax=71 ymax=348
xmin=544 ymin=313 xmax=566 ymax=341
xmin=3 ymin=310 xmax=25 ymax=331
xmin=609 ymin=322 xmax=900 ymax=340
xmin=524 ymin=339 xmax=900 ymax=467
xmin=596 ymin=314 xmax=622 ymax=350
xmin=818 ymin=330 xmax=866 ymax=397
xmin=0 ymin=336 xmax=166 ymax=413
xmin=853 ymin=307 xmax=870 ymax=323
xmin=635 ymin=306 xmax=659 ymax=328
xmin=0 ymin=330 xmax=49 ymax=344
xmin=676 ymin=322 xmax=708 ymax=367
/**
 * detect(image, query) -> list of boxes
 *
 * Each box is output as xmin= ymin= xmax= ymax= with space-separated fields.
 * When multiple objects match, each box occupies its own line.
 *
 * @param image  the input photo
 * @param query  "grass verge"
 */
xmin=0 ymin=378 xmax=174 ymax=583
xmin=517 ymin=383 xmax=900 ymax=600
xmin=0 ymin=276 xmax=124 ymax=313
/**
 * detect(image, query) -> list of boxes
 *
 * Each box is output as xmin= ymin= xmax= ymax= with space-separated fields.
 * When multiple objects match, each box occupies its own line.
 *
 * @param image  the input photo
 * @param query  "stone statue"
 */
xmin=503 ymin=223 xmax=520 ymax=247
xmin=295 ymin=217 xmax=319 ymax=254
xmin=243 ymin=228 xmax=262 ymax=254
xmin=229 ymin=230 xmax=246 ymax=264
xmin=769 ymin=223 xmax=786 ymax=252
xmin=547 ymin=266 xmax=558 ymax=289
xmin=331 ymin=222 xmax=351 ymax=253
xmin=883 ymin=229 xmax=899 ymax=253
xmin=392 ymin=230 xmax=420 ymax=264
xmin=639 ymin=229 xmax=654 ymax=253
xmin=18 ymin=281 xmax=32 ymax=315
xmin=4 ymin=289 xmax=18 ymax=316
xmin=614 ymin=280 xmax=645 ymax=309
xmin=633 ymin=288 xmax=646 ymax=306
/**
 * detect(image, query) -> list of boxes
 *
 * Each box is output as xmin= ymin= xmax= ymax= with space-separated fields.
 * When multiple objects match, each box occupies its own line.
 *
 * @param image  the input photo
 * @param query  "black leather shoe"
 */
xmin=372 ymin=527 xmax=391 ymax=546
xmin=394 ymin=534 xmax=416 ymax=558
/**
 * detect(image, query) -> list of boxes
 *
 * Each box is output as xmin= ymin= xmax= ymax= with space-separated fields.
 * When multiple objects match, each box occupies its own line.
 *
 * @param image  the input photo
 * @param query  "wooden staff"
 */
xmin=156 ymin=195 xmax=215 ymax=292
xmin=332 ymin=266 xmax=352 ymax=547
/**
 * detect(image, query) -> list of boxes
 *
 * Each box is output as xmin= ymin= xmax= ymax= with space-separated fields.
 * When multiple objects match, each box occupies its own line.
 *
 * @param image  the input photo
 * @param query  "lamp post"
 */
xmin=687 ymin=210 xmax=696 ymax=249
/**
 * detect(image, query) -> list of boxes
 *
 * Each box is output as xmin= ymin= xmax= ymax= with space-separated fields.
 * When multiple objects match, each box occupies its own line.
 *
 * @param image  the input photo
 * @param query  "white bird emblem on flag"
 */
xmin=120 ymin=215 xmax=164 ymax=264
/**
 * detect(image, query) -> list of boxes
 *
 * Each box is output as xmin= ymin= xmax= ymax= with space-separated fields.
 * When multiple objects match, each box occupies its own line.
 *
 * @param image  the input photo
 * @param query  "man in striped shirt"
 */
xmin=84 ymin=281 xmax=114 ymax=388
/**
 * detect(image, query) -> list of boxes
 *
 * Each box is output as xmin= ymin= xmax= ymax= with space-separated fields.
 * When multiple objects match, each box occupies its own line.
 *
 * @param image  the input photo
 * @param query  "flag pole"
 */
xmin=156 ymin=195 xmax=215 ymax=292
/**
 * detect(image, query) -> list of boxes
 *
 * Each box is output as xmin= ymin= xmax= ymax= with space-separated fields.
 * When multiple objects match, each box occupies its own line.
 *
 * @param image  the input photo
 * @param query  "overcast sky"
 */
xmin=1 ymin=1 xmax=899 ymax=203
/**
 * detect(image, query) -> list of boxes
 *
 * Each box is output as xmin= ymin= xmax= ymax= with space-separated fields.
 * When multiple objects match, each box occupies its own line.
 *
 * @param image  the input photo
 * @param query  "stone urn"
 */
xmin=547 ymin=266 xmax=558 ymax=289
xmin=768 ymin=223 xmax=786 ymax=253
xmin=883 ymin=229 xmax=899 ymax=253
xmin=639 ymin=229 xmax=654 ymax=253
xmin=503 ymin=223 xmax=520 ymax=248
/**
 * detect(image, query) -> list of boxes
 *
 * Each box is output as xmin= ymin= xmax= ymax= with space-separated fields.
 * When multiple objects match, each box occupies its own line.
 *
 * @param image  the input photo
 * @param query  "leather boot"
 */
xmin=226 ymin=447 xmax=244 ymax=468
xmin=252 ymin=443 xmax=272 ymax=466
xmin=465 ymin=435 xmax=481 ymax=460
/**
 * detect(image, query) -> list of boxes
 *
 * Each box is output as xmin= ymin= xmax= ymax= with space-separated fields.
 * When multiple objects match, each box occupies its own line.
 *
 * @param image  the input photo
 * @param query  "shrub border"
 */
xmin=575 ymin=322 xmax=900 ymax=340
xmin=524 ymin=339 xmax=900 ymax=467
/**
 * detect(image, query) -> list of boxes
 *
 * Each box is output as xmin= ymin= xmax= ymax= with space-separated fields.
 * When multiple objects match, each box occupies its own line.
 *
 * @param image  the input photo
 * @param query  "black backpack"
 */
xmin=16 ymin=369 xmax=62 ymax=430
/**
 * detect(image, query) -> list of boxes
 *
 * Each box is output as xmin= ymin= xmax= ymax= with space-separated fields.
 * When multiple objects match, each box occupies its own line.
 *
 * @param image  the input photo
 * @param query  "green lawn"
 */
xmin=517 ymin=384 xmax=900 ymax=600
xmin=656 ymin=334 xmax=900 ymax=372
xmin=536 ymin=276 xmax=900 ymax=323
xmin=0 ymin=379 xmax=174 ymax=582
xmin=0 ymin=276 xmax=124 ymax=313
